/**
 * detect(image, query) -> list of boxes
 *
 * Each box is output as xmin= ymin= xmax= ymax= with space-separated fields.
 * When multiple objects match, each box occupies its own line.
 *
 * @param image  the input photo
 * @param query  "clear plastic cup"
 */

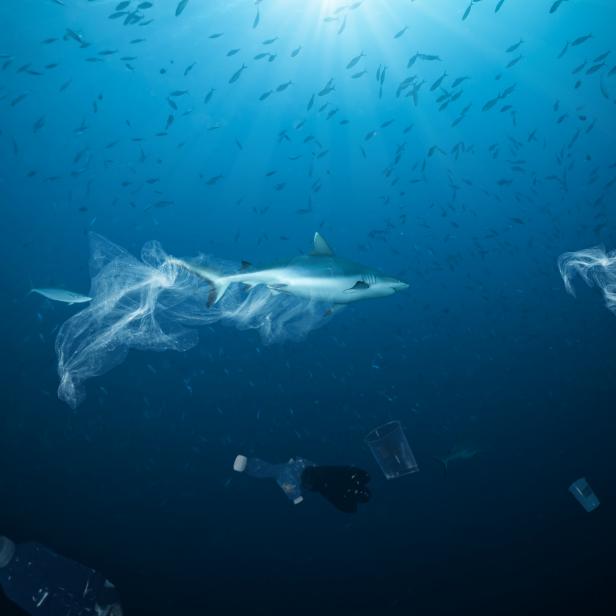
xmin=365 ymin=421 xmax=419 ymax=479
xmin=569 ymin=477 xmax=600 ymax=512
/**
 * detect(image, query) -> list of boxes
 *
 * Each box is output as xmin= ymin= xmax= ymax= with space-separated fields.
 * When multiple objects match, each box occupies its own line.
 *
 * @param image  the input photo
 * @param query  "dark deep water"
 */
xmin=1 ymin=0 xmax=615 ymax=614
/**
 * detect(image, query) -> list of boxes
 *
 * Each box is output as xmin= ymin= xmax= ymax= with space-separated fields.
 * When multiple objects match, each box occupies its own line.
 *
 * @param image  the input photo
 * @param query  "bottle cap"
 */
xmin=233 ymin=455 xmax=247 ymax=472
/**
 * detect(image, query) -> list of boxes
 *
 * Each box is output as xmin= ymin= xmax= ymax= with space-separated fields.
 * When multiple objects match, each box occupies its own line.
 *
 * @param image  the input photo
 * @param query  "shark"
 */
xmin=168 ymin=232 xmax=409 ymax=308
xmin=435 ymin=444 xmax=479 ymax=474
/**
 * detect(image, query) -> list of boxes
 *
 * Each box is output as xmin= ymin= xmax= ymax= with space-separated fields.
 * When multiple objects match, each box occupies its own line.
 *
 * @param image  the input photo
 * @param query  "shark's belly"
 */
xmin=253 ymin=269 xmax=357 ymax=303
xmin=286 ymin=275 xmax=366 ymax=303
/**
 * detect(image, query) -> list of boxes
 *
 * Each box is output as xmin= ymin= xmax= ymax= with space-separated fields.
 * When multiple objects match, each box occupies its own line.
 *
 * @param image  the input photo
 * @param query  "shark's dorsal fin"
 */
xmin=312 ymin=232 xmax=333 ymax=256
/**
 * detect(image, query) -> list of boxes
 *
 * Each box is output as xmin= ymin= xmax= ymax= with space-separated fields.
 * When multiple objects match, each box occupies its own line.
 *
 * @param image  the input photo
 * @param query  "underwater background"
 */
xmin=1 ymin=0 xmax=615 ymax=613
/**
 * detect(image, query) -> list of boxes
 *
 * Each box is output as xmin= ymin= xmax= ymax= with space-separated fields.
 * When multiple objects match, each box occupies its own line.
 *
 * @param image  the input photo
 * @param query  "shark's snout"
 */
xmin=390 ymin=280 xmax=409 ymax=292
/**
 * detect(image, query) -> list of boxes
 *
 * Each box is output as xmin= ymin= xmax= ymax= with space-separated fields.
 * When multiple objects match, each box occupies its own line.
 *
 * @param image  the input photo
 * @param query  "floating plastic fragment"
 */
xmin=0 ymin=536 xmax=122 ymax=615
xmin=569 ymin=477 xmax=600 ymax=512
xmin=365 ymin=420 xmax=419 ymax=479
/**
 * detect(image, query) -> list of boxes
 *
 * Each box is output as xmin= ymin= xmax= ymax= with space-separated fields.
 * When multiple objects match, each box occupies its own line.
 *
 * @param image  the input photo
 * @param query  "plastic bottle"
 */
xmin=0 ymin=536 xmax=122 ymax=615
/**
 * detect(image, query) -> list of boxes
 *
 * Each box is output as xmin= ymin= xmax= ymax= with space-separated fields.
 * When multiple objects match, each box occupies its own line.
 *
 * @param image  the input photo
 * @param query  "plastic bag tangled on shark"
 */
xmin=55 ymin=235 xmax=322 ymax=408
xmin=56 ymin=233 xmax=408 ymax=408
xmin=558 ymin=245 xmax=616 ymax=315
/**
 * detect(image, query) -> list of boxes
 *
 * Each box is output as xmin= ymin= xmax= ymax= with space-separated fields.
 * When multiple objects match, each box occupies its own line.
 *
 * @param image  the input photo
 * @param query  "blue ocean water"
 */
xmin=1 ymin=0 xmax=615 ymax=613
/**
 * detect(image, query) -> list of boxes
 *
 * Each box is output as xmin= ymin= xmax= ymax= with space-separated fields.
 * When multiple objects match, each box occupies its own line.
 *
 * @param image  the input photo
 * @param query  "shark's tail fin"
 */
xmin=434 ymin=457 xmax=448 ymax=476
xmin=168 ymin=257 xmax=231 ymax=306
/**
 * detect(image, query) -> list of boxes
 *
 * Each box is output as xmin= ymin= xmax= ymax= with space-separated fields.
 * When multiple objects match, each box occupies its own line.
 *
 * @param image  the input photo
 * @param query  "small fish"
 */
xmin=557 ymin=41 xmax=569 ymax=59
xmin=380 ymin=65 xmax=387 ymax=85
xmin=430 ymin=71 xmax=447 ymax=91
xmin=229 ymin=64 xmax=246 ymax=83
xmin=291 ymin=46 xmax=302 ymax=58
xmin=337 ymin=16 xmax=347 ymax=35
xmin=259 ymin=90 xmax=273 ymax=100
xmin=276 ymin=81 xmax=292 ymax=92
xmin=30 ymin=288 xmax=92 ymax=305
xmin=106 ymin=10 xmax=126 ymax=21
xmin=206 ymin=175 xmax=223 ymax=185
xmin=506 ymin=54 xmax=522 ymax=68
xmin=32 ymin=116 xmax=45 ymax=133
xmin=209 ymin=33 xmax=224 ymax=39
xmin=495 ymin=0 xmax=506 ymax=13
xmin=10 ymin=92 xmax=29 ymax=107
xmin=500 ymin=83 xmax=516 ymax=97
xmin=549 ymin=0 xmax=568 ymax=14
xmin=452 ymin=76 xmax=469 ymax=88
xmin=571 ymin=33 xmax=592 ymax=47
xmin=586 ymin=63 xmax=604 ymax=75
xmin=262 ymin=37 xmax=278 ymax=45
xmin=346 ymin=52 xmax=365 ymax=69
xmin=227 ymin=48 xmax=240 ymax=56
xmin=64 ymin=28 xmax=83 ymax=44
xmin=572 ymin=60 xmax=587 ymax=74
xmin=394 ymin=26 xmax=408 ymax=39
xmin=592 ymin=51 xmax=610 ymax=63
xmin=462 ymin=1 xmax=476 ymax=21
xmin=253 ymin=9 xmax=260 ymax=29
xmin=482 ymin=96 xmax=500 ymax=111
xmin=317 ymin=78 xmax=335 ymax=96
xmin=436 ymin=444 xmax=479 ymax=474
xmin=506 ymin=39 xmax=523 ymax=53
xmin=146 ymin=199 xmax=175 ymax=210
xmin=176 ymin=0 xmax=189 ymax=17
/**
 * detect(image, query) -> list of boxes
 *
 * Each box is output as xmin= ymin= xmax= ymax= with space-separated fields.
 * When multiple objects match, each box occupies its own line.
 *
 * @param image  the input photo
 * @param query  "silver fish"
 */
xmin=30 ymin=288 xmax=92 ymax=305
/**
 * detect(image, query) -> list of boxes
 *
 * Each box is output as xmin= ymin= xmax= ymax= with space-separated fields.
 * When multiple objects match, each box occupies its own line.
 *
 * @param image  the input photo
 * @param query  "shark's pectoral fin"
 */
xmin=240 ymin=260 xmax=252 ymax=271
xmin=345 ymin=280 xmax=370 ymax=292
xmin=324 ymin=304 xmax=346 ymax=317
